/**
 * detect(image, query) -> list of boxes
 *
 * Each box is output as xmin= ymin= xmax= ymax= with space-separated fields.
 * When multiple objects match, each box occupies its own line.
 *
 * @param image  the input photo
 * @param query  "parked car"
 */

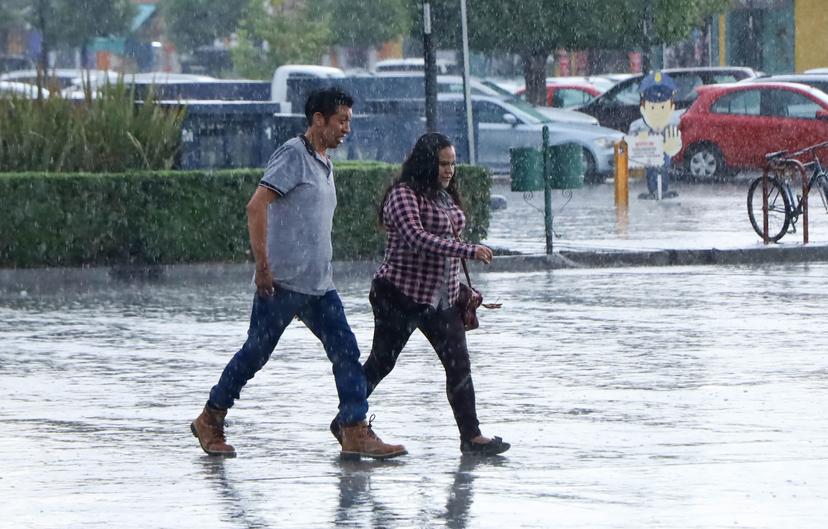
xmin=0 ymin=81 xmax=49 ymax=98
xmin=515 ymin=83 xmax=602 ymax=109
xmin=595 ymin=73 xmax=636 ymax=87
xmin=804 ymin=67 xmax=828 ymax=74
xmin=675 ymin=82 xmax=828 ymax=179
xmin=547 ymin=75 xmax=616 ymax=92
xmin=577 ymin=67 xmax=762 ymax=132
xmin=441 ymin=94 xmax=622 ymax=181
xmin=362 ymin=72 xmax=599 ymax=126
xmin=373 ymin=58 xmax=456 ymax=75
xmin=61 ymin=72 xmax=216 ymax=99
xmin=744 ymin=73 xmax=828 ymax=95
xmin=435 ymin=75 xmax=598 ymax=125
xmin=0 ymin=68 xmax=114 ymax=90
xmin=270 ymin=64 xmax=345 ymax=112
xmin=479 ymin=78 xmax=524 ymax=95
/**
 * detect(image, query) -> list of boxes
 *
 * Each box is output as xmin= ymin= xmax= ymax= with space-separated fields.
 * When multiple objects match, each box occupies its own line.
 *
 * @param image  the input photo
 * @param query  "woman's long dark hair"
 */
xmin=379 ymin=132 xmax=463 ymax=225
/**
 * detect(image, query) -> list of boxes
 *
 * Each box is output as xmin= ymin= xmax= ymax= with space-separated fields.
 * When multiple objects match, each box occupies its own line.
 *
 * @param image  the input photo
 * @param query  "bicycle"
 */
xmin=747 ymin=141 xmax=828 ymax=242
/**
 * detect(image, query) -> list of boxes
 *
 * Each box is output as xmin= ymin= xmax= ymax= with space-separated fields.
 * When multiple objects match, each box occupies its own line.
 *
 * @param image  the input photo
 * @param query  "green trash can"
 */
xmin=510 ymin=147 xmax=544 ymax=192
xmin=547 ymin=143 xmax=584 ymax=189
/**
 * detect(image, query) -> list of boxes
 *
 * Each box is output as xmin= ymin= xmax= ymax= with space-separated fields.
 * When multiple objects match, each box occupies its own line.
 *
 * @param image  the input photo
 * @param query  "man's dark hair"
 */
xmin=304 ymin=87 xmax=353 ymax=124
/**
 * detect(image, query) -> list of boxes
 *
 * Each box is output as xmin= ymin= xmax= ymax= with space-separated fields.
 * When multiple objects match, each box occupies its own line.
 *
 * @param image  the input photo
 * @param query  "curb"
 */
xmin=3 ymin=245 xmax=828 ymax=292
xmin=470 ymin=244 xmax=828 ymax=272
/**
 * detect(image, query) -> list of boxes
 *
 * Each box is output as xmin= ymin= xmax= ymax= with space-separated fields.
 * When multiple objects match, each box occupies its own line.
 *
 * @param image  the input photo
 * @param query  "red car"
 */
xmin=516 ymin=83 xmax=602 ymax=109
xmin=676 ymin=82 xmax=828 ymax=178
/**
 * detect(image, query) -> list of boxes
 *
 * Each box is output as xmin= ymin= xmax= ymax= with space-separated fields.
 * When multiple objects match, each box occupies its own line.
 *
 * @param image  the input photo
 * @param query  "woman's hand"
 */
xmin=473 ymin=245 xmax=493 ymax=264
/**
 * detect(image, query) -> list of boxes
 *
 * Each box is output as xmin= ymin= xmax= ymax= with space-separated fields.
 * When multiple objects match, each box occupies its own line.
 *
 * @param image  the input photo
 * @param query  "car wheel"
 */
xmin=582 ymin=148 xmax=603 ymax=185
xmin=686 ymin=144 xmax=725 ymax=180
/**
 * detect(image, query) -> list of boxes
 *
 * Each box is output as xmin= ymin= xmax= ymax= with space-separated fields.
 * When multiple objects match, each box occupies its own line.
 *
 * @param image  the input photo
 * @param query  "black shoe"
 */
xmin=330 ymin=417 xmax=342 ymax=445
xmin=662 ymin=190 xmax=678 ymax=199
xmin=460 ymin=436 xmax=510 ymax=456
xmin=638 ymin=191 xmax=657 ymax=200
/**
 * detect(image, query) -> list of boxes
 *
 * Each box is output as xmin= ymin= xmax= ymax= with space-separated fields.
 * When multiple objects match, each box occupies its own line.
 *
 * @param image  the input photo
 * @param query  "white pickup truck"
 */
xmin=270 ymin=64 xmax=345 ymax=113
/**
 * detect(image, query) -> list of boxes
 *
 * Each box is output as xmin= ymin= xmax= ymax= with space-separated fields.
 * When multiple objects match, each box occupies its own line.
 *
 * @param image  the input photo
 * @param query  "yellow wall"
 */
xmin=795 ymin=0 xmax=828 ymax=72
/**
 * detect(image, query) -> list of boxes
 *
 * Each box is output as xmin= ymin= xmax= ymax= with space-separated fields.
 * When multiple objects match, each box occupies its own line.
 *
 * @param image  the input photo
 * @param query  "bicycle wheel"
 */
xmin=747 ymin=176 xmax=791 ymax=242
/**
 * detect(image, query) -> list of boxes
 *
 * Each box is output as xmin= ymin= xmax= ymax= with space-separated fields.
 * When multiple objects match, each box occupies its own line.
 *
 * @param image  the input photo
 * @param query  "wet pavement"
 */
xmin=484 ymin=175 xmax=828 ymax=254
xmin=3 ymin=258 xmax=828 ymax=528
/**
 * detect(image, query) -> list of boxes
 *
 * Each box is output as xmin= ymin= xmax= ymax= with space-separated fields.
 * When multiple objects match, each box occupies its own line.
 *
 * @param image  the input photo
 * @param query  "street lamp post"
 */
xmin=459 ymin=0 xmax=475 ymax=165
xmin=422 ymin=1 xmax=437 ymax=133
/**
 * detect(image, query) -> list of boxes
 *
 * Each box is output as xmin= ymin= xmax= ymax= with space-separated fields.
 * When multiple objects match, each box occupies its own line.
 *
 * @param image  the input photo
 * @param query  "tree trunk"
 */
xmin=36 ymin=0 xmax=50 ymax=99
xmin=521 ymin=52 xmax=549 ymax=107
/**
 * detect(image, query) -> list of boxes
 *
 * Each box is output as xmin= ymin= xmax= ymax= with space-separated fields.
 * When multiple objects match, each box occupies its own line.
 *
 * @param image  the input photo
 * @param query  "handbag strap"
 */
xmin=444 ymin=201 xmax=502 ymax=310
xmin=444 ymin=206 xmax=474 ymax=288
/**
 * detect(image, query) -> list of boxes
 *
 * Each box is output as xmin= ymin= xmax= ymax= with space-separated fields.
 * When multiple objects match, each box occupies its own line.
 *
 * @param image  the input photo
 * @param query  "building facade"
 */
xmin=711 ymin=0 xmax=828 ymax=73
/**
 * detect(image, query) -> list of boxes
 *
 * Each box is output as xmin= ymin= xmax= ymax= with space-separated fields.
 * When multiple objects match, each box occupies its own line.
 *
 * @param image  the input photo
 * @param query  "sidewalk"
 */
xmin=480 ymin=175 xmax=828 ymax=271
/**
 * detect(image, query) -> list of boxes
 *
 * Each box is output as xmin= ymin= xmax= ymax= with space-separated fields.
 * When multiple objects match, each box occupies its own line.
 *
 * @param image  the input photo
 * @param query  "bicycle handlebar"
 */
xmin=765 ymin=150 xmax=788 ymax=161
xmin=766 ymin=140 xmax=828 ymax=163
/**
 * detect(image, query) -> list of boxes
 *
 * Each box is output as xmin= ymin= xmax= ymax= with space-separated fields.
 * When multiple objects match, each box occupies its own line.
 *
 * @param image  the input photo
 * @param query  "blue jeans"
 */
xmin=208 ymin=286 xmax=368 ymax=425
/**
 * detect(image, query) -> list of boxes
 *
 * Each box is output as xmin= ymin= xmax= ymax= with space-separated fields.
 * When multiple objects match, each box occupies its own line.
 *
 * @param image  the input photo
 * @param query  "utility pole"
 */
xmin=459 ymin=0 xmax=475 ymax=165
xmin=642 ymin=0 xmax=653 ymax=72
xmin=422 ymin=1 xmax=437 ymax=132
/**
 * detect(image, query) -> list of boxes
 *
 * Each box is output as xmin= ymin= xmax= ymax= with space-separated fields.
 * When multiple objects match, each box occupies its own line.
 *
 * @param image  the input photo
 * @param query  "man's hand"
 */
xmin=255 ymin=265 xmax=275 ymax=297
xmin=663 ymin=125 xmax=682 ymax=157
xmin=474 ymin=245 xmax=493 ymax=264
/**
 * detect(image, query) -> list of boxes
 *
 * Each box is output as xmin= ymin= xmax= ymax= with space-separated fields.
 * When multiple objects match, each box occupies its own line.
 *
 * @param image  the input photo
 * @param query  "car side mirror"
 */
xmin=503 ymin=113 xmax=518 ymax=127
xmin=817 ymin=109 xmax=828 ymax=120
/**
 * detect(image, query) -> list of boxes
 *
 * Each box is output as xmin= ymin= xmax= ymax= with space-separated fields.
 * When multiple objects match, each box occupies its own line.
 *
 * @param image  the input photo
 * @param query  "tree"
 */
xmin=416 ymin=0 xmax=593 ymax=105
xmin=230 ymin=0 xmax=331 ymax=79
xmin=160 ymin=0 xmax=249 ymax=54
xmin=577 ymin=0 xmax=732 ymax=71
xmin=0 ymin=0 xmax=28 ymax=32
xmin=307 ymin=0 xmax=410 ymax=67
xmin=422 ymin=0 xmax=731 ymax=105
xmin=0 ymin=0 xmax=28 ymax=59
xmin=16 ymin=0 xmax=134 ymax=71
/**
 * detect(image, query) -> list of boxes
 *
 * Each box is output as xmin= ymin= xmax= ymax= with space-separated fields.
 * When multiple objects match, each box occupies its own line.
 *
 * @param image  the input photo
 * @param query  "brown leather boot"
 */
xmin=340 ymin=415 xmax=407 ymax=460
xmin=191 ymin=405 xmax=236 ymax=457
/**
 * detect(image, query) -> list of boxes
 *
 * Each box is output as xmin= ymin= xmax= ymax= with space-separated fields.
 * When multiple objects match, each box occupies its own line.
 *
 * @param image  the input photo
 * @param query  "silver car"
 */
xmin=440 ymin=94 xmax=622 ymax=181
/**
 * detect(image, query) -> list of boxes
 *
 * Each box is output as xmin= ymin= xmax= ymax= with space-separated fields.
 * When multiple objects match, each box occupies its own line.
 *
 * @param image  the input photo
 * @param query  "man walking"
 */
xmin=191 ymin=87 xmax=406 ymax=460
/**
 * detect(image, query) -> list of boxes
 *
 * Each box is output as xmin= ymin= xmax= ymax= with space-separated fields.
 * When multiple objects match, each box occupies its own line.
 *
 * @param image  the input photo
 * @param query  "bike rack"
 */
xmin=762 ymin=159 xmax=807 ymax=244
xmin=762 ymin=140 xmax=828 ymax=245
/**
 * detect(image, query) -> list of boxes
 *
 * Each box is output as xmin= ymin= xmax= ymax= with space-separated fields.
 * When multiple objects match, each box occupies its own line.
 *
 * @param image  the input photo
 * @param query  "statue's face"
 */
xmin=640 ymin=99 xmax=675 ymax=131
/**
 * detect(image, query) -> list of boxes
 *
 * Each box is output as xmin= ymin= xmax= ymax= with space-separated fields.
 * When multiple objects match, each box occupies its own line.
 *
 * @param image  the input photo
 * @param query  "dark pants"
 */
xmin=208 ymin=287 xmax=368 ymax=425
xmin=362 ymin=278 xmax=481 ymax=441
xmin=646 ymin=158 xmax=671 ymax=194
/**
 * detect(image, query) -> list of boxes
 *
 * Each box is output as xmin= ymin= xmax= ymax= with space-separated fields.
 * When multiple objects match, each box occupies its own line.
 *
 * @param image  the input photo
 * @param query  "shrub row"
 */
xmin=0 ymin=163 xmax=491 ymax=267
xmin=0 ymin=83 xmax=183 ymax=173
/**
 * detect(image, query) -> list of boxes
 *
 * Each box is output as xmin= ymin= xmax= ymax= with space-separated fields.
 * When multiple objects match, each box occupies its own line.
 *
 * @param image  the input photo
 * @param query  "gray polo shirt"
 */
xmin=258 ymin=136 xmax=337 ymax=295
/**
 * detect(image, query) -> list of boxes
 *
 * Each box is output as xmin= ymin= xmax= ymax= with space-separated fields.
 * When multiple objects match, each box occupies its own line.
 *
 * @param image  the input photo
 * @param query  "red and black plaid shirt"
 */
xmin=375 ymin=184 xmax=476 ymax=306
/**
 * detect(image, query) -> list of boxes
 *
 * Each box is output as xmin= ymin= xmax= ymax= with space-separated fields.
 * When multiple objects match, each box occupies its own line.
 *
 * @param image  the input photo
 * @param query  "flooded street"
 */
xmin=2 ymin=262 xmax=827 ymax=528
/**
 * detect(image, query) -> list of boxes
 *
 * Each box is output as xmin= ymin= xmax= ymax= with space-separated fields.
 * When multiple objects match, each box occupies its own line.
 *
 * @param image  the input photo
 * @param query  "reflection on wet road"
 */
xmin=2 ymin=263 xmax=828 ymax=528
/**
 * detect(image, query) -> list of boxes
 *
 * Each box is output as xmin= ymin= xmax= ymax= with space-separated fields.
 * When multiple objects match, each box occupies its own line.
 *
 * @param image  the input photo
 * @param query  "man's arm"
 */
xmin=247 ymin=185 xmax=279 ymax=296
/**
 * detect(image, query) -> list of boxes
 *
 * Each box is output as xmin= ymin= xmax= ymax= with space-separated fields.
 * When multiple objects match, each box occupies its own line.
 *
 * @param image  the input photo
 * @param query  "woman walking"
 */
xmin=335 ymin=132 xmax=509 ymax=456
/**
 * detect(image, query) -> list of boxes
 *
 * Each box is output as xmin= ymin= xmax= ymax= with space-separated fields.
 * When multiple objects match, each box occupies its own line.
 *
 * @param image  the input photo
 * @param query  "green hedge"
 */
xmin=0 ymin=163 xmax=490 ymax=267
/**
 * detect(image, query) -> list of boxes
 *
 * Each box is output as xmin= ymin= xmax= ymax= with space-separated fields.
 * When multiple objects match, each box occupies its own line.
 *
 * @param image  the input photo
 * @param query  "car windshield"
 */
xmin=499 ymin=97 xmax=552 ymax=123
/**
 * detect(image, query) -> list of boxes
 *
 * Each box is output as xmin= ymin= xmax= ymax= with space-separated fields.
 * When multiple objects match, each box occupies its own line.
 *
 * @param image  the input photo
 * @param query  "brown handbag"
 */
xmin=447 ymin=212 xmax=501 ymax=331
